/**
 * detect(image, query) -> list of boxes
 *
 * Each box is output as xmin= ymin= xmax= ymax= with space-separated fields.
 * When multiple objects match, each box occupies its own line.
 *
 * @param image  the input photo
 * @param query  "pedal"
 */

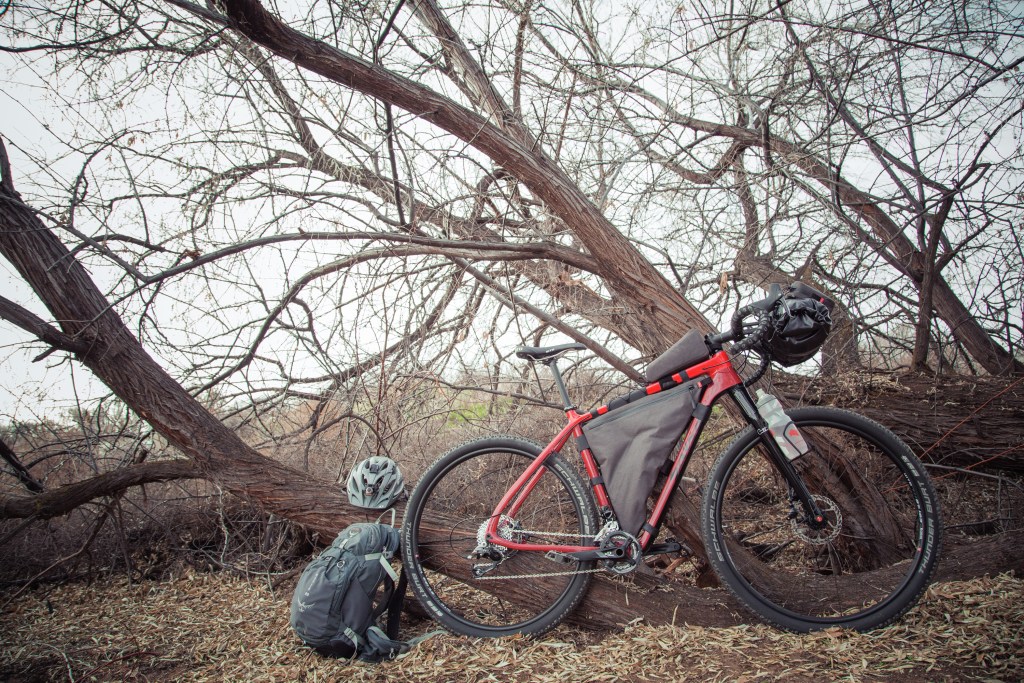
xmin=647 ymin=538 xmax=693 ymax=558
xmin=545 ymin=550 xmax=573 ymax=565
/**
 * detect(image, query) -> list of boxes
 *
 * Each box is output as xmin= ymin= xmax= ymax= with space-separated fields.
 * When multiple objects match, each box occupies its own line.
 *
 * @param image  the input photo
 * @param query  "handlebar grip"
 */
xmin=731 ymin=308 xmax=772 ymax=354
xmin=731 ymin=303 xmax=756 ymax=338
xmin=715 ymin=284 xmax=785 ymax=353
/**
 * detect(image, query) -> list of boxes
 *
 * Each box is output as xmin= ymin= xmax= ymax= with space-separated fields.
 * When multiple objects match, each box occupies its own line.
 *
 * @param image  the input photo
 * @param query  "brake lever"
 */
xmin=752 ymin=283 xmax=784 ymax=312
xmin=732 ymin=308 xmax=772 ymax=354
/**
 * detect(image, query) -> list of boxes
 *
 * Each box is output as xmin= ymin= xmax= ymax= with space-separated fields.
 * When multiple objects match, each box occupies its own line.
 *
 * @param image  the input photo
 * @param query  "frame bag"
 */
xmin=582 ymin=380 xmax=701 ymax=535
xmin=290 ymin=522 xmax=414 ymax=662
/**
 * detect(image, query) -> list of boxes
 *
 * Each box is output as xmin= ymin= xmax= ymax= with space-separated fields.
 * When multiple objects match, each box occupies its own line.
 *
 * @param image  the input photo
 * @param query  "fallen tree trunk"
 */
xmin=570 ymin=528 xmax=1024 ymax=630
xmin=774 ymin=372 xmax=1024 ymax=472
xmin=4 ymin=455 xmax=1020 ymax=631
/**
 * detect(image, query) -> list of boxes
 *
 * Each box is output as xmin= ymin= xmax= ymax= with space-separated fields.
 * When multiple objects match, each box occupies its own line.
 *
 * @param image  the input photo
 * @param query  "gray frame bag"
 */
xmin=582 ymin=380 xmax=700 ymax=535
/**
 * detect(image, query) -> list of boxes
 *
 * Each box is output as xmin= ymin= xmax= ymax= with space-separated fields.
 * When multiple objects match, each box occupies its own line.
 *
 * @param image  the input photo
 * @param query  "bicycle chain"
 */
xmin=472 ymin=565 xmax=606 ymax=580
xmin=519 ymin=529 xmax=590 ymax=540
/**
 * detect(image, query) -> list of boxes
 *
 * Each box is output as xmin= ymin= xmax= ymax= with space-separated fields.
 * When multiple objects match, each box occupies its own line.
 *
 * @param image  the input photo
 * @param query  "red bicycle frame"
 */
xmin=484 ymin=348 xmax=746 ymax=554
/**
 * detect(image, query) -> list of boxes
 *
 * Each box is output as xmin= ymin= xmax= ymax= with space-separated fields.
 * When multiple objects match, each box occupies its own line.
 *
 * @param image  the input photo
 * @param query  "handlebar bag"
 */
xmin=582 ymin=379 xmax=701 ymax=536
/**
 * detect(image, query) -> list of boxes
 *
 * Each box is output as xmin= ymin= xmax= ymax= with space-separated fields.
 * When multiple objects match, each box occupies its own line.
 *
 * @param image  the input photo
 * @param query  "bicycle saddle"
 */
xmin=514 ymin=342 xmax=586 ymax=362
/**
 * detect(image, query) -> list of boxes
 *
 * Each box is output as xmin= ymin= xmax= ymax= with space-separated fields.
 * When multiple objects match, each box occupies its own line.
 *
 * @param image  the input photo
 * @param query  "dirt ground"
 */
xmin=1 ymin=570 xmax=1021 ymax=682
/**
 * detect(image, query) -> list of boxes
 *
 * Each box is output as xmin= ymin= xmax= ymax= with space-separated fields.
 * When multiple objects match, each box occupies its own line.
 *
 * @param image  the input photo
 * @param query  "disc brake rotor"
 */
xmin=792 ymin=495 xmax=842 ymax=545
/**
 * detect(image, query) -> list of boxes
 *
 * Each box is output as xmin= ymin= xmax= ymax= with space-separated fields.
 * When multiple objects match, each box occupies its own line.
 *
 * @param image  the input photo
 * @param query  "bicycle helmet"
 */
xmin=346 ymin=456 xmax=405 ymax=510
xmin=764 ymin=288 xmax=834 ymax=366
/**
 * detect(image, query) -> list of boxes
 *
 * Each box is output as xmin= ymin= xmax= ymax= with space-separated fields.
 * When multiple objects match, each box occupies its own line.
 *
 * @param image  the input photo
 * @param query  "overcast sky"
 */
xmin=1 ymin=73 xmax=109 ymax=423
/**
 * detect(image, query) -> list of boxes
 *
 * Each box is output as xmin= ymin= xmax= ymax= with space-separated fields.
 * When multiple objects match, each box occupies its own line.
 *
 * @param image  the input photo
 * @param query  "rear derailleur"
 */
xmin=469 ymin=515 xmax=521 ymax=577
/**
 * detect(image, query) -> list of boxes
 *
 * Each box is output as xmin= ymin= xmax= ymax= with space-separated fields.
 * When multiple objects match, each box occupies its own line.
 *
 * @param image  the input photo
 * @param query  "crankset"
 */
xmin=546 ymin=530 xmax=643 ymax=572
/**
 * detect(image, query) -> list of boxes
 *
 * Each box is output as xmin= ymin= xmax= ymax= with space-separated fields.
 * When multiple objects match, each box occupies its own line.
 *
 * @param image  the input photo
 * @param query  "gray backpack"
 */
xmin=290 ymin=522 xmax=411 ymax=662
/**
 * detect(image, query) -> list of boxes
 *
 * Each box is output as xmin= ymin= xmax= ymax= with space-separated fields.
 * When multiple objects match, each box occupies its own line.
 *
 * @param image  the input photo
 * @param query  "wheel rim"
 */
xmin=407 ymin=447 xmax=594 ymax=634
xmin=713 ymin=417 xmax=934 ymax=627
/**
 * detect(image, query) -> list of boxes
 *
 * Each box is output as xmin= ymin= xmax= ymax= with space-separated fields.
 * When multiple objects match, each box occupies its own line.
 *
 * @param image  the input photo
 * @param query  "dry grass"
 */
xmin=1 ymin=570 xmax=1021 ymax=682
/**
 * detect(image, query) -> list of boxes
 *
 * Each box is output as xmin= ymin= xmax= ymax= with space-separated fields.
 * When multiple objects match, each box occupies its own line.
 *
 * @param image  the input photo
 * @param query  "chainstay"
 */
xmin=473 ymin=526 xmax=615 ymax=580
xmin=520 ymin=529 xmax=596 ymax=541
xmin=468 ymin=520 xmax=618 ymax=581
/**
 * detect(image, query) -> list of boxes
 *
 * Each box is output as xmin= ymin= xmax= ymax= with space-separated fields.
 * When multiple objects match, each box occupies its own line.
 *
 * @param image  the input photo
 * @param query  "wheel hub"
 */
xmin=792 ymin=495 xmax=842 ymax=545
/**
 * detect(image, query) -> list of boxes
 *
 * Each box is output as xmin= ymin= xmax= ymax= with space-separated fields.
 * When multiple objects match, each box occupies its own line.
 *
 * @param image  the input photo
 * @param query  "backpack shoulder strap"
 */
xmin=385 ymin=567 xmax=408 ymax=640
xmin=364 ymin=551 xmax=400 ymax=582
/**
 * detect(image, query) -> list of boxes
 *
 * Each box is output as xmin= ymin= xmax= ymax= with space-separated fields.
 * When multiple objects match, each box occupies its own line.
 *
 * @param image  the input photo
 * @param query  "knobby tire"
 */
xmin=702 ymin=407 xmax=942 ymax=632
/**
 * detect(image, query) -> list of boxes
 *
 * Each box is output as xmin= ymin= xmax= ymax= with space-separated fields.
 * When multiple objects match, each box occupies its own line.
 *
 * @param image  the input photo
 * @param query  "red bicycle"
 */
xmin=401 ymin=284 xmax=942 ymax=635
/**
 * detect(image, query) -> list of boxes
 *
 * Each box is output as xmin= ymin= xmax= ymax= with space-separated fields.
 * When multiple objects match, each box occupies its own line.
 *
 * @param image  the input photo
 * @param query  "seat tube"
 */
xmin=545 ymin=360 xmax=574 ymax=411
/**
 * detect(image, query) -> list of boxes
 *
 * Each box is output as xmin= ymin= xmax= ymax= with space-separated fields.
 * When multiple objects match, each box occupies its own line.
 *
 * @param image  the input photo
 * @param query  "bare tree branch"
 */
xmin=0 ymin=437 xmax=45 ymax=494
xmin=0 ymin=460 xmax=198 ymax=519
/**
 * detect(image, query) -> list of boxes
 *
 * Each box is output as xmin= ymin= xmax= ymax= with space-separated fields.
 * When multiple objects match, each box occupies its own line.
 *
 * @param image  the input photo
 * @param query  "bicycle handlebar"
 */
xmin=730 ymin=307 xmax=772 ymax=354
xmin=707 ymin=283 xmax=785 ymax=353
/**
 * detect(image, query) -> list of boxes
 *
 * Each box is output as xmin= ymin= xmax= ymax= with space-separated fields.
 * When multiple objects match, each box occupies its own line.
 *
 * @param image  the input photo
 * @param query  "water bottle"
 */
xmin=755 ymin=390 xmax=808 ymax=461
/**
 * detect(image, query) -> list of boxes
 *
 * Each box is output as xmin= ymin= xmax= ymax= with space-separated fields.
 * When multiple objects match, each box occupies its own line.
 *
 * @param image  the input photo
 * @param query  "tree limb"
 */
xmin=0 ymin=437 xmax=45 ymax=494
xmin=0 ymin=294 xmax=91 ymax=357
xmin=0 ymin=460 xmax=199 ymax=520
xmin=176 ymin=0 xmax=710 ymax=354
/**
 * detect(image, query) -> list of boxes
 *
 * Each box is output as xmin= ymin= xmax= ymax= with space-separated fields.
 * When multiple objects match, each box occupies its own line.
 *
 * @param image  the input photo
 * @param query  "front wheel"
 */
xmin=401 ymin=437 xmax=598 ymax=638
xmin=702 ymin=407 xmax=942 ymax=632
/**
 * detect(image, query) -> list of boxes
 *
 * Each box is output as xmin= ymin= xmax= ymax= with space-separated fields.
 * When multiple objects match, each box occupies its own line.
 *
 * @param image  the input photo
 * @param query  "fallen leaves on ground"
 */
xmin=1 ymin=570 xmax=1021 ymax=682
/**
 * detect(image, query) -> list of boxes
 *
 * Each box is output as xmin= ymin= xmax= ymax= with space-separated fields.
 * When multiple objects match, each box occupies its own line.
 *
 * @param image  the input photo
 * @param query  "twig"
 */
xmin=1 ymin=500 xmax=117 ymax=608
xmin=925 ymin=463 xmax=1024 ymax=492
xmin=78 ymin=650 xmax=161 ymax=680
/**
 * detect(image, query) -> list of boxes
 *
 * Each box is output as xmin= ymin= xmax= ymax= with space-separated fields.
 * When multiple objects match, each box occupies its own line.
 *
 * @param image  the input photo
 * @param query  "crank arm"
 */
xmin=646 ymin=540 xmax=684 ymax=555
xmin=552 ymin=546 xmax=628 ymax=562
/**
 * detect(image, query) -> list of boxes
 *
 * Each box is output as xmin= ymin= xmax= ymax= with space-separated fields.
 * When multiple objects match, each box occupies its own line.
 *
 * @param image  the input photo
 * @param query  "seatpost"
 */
xmin=544 ymin=359 xmax=575 ymax=411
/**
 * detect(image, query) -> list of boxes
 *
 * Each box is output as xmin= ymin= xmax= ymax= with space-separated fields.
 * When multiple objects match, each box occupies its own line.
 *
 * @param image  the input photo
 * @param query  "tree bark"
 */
xmin=773 ymin=372 xmax=1024 ymax=472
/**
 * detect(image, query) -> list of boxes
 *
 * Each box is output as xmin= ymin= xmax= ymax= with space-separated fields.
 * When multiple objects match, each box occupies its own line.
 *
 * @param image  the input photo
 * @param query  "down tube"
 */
xmin=637 ymin=412 xmax=707 ymax=548
xmin=639 ymin=359 xmax=743 ymax=548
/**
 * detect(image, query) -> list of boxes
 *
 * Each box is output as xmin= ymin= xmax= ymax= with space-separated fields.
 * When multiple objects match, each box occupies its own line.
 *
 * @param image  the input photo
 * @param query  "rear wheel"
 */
xmin=401 ymin=437 xmax=598 ymax=637
xmin=702 ymin=407 xmax=941 ymax=632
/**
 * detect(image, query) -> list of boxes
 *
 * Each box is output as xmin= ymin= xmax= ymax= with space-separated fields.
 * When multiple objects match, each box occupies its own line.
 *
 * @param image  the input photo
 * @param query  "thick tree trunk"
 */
xmin=773 ymin=372 xmax=1024 ymax=472
xmin=540 ymin=528 xmax=1024 ymax=630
